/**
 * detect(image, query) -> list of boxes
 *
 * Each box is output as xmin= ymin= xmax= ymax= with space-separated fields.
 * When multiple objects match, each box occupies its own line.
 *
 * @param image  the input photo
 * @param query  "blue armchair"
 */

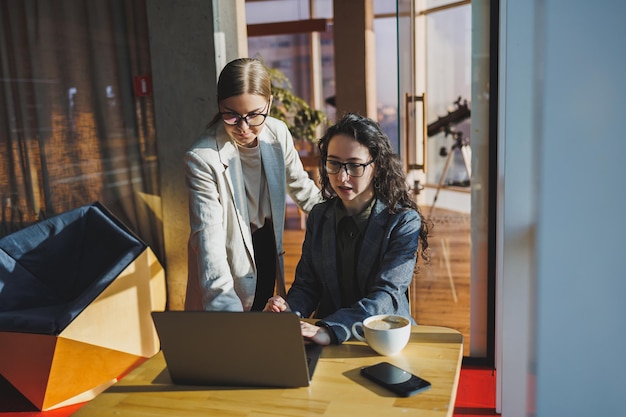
xmin=0 ymin=202 xmax=166 ymax=410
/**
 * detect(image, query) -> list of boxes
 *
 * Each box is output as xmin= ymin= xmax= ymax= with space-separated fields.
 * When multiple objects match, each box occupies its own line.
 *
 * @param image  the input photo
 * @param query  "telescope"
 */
xmin=427 ymin=97 xmax=470 ymax=138
xmin=426 ymin=97 xmax=472 ymax=215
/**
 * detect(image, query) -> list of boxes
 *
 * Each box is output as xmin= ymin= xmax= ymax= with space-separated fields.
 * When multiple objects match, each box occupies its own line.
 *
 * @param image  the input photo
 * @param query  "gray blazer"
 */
xmin=286 ymin=198 xmax=420 ymax=343
xmin=184 ymin=117 xmax=321 ymax=311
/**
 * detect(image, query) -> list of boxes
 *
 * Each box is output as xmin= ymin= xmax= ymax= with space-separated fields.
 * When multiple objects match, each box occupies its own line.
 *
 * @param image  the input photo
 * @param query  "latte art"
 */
xmin=367 ymin=317 xmax=409 ymax=330
xmin=352 ymin=314 xmax=412 ymax=355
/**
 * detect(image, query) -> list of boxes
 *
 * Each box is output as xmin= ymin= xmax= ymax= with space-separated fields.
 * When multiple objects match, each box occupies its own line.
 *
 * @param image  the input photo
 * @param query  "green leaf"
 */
xmin=258 ymin=57 xmax=328 ymax=143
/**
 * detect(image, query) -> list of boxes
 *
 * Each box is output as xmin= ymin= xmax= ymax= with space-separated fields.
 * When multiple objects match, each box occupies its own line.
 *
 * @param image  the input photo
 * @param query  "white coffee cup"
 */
xmin=351 ymin=314 xmax=412 ymax=356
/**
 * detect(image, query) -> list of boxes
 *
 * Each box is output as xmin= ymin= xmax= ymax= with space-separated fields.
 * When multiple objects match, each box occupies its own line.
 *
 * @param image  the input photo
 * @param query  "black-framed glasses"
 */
xmin=219 ymin=101 xmax=270 ymax=127
xmin=324 ymin=159 xmax=374 ymax=177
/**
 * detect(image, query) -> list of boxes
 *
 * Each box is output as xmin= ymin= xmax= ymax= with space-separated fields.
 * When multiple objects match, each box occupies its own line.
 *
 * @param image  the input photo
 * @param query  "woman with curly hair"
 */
xmin=265 ymin=113 xmax=429 ymax=345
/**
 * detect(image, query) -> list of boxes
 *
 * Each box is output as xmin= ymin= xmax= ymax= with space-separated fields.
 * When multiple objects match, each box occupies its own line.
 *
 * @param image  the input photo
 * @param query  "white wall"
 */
xmin=498 ymin=1 xmax=626 ymax=416
xmin=497 ymin=0 xmax=537 ymax=414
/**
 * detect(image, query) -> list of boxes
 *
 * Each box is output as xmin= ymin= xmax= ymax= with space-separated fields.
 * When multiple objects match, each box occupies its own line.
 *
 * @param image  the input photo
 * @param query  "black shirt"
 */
xmin=334 ymin=198 xmax=376 ymax=307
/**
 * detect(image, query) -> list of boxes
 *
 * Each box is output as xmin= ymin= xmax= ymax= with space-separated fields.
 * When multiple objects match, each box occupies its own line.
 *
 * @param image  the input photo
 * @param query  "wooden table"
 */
xmin=73 ymin=325 xmax=463 ymax=417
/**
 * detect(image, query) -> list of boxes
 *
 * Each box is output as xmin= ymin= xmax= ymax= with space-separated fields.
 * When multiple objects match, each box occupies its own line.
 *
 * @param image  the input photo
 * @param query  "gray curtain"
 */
xmin=0 ymin=0 xmax=163 ymax=261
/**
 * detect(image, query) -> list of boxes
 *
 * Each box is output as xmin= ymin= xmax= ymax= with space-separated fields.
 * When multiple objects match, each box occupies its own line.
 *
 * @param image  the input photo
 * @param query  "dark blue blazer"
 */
xmin=286 ymin=198 xmax=420 ymax=343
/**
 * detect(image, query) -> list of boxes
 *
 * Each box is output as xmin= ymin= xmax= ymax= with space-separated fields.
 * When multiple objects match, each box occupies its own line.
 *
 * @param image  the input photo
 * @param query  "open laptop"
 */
xmin=151 ymin=311 xmax=322 ymax=388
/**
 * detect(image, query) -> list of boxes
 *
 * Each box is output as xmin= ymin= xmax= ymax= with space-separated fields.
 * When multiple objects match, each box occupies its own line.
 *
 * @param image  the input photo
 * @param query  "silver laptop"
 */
xmin=151 ymin=311 xmax=322 ymax=388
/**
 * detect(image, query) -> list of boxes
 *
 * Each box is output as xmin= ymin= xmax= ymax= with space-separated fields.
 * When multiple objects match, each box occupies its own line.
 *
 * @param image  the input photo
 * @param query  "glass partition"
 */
xmin=244 ymin=0 xmax=494 ymax=362
xmin=397 ymin=0 xmax=493 ymax=362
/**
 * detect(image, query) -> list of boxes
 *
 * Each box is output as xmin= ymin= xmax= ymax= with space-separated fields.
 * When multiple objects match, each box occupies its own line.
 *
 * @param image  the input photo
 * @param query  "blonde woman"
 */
xmin=185 ymin=58 xmax=321 ymax=312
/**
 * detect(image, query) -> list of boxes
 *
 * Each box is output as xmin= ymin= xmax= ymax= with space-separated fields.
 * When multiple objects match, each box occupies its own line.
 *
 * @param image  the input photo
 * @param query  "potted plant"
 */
xmin=263 ymin=64 xmax=328 ymax=145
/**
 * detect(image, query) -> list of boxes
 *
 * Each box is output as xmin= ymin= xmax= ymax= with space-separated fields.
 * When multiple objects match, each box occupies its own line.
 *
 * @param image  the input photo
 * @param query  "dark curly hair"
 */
xmin=317 ymin=113 xmax=430 ymax=261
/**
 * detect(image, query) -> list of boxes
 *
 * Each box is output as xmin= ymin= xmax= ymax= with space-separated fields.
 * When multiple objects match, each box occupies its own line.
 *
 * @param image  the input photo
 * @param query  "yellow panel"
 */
xmin=60 ymin=248 xmax=166 ymax=357
xmin=43 ymin=337 xmax=141 ymax=410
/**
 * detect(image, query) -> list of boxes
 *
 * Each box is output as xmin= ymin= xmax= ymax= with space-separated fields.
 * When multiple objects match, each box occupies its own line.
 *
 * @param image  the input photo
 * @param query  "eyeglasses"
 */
xmin=219 ymin=102 xmax=270 ymax=127
xmin=325 ymin=159 xmax=374 ymax=177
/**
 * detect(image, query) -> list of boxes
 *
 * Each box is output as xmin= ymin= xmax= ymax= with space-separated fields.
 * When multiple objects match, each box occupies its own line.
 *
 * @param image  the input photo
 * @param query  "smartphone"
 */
xmin=360 ymin=362 xmax=431 ymax=397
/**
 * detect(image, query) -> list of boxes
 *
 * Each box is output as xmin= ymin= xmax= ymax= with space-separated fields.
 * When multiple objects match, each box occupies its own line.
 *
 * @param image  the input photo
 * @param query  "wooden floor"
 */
xmin=284 ymin=205 xmax=471 ymax=356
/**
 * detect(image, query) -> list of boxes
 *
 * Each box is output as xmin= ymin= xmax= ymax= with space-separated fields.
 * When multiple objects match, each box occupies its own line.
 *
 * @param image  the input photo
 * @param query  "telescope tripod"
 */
xmin=429 ymin=131 xmax=471 ymax=215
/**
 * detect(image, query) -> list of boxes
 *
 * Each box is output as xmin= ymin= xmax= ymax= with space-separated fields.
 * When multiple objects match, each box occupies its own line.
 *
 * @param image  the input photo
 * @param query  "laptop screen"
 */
xmin=151 ymin=311 xmax=322 ymax=388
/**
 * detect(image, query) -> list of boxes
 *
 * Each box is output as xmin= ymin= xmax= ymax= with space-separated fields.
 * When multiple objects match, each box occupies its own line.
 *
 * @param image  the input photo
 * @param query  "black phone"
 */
xmin=360 ymin=362 xmax=431 ymax=397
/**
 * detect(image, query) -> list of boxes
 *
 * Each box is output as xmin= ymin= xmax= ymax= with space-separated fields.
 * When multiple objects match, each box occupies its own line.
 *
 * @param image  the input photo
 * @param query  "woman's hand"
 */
xmin=264 ymin=296 xmax=290 ymax=313
xmin=264 ymin=298 xmax=330 ymax=345
xmin=300 ymin=321 xmax=332 ymax=346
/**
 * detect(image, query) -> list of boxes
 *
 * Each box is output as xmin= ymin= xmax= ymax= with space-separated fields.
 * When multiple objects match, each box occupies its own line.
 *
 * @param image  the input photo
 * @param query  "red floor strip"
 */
xmin=453 ymin=366 xmax=500 ymax=416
